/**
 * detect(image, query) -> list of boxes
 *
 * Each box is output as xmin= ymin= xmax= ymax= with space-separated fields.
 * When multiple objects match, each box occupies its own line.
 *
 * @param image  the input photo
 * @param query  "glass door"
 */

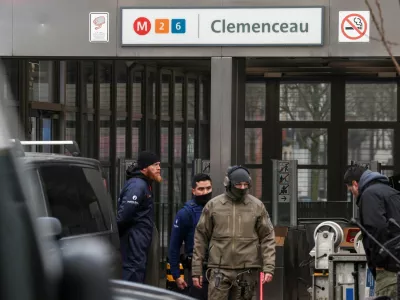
xmin=29 ymin=110 xmax=60 ymax=153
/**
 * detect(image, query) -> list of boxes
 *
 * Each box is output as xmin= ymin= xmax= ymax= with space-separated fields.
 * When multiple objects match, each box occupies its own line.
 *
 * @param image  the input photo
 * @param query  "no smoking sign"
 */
xmin=339 ymin=11 xmax=370 ymax=42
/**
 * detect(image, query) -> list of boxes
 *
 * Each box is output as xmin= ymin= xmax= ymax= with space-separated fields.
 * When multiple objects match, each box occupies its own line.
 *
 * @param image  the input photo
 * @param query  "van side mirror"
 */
xmin=36 ymin=217 xmax=62 ymax=239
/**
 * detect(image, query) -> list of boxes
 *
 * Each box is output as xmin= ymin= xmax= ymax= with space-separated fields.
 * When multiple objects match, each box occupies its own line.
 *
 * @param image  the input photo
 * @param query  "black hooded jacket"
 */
xmin=116 ymin=166 xmax=155 ymax=283
xmin=357 ymin=170 xmax=400 ymax=273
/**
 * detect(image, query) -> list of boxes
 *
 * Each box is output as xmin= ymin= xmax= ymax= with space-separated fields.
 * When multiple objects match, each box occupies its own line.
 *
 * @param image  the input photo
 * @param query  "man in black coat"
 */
xmin=344 ymin=165 xmax=400 ymax=298
xmin=116 ymin=151 xmax=161 ymax=283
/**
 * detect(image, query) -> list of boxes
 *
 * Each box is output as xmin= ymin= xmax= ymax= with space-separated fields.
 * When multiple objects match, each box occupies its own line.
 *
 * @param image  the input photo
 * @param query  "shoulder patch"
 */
xmin=174 ymin=218 xmax=179 ymax=228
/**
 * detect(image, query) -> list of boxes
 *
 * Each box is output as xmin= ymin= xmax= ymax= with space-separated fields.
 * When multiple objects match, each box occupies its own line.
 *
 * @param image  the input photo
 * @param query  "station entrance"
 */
xmin=216 ymin=57 xmax=399 ymax=217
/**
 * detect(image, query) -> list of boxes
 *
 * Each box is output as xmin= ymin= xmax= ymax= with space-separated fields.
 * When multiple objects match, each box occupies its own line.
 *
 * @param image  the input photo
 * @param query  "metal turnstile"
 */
xmin=308 ymin=221 xmax=375 ymax=300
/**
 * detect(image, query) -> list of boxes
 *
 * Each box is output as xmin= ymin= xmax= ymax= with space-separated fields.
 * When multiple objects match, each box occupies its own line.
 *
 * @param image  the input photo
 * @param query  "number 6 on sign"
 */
xmin=171 ymin=19 xmax=186 ymax=33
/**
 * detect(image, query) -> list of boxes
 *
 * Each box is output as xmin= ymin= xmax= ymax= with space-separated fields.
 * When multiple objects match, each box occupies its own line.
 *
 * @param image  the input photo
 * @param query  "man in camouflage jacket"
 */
xmin=191 ymin=165 xmax=276 ymax=300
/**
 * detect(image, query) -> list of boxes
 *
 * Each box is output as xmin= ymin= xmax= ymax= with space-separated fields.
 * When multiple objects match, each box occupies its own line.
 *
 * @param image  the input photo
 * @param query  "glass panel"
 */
xmin=345 ymin=83 xmax=397 ymax=121
xmin=383 ymin=169 xmax=394 ymax=177
xmin=245 ymin=83 xmax=266 ymax=121
xmin=298 ymin=169 xmax=328 ymax=202
xmin=200 ymin=124 xmax=210 ymax=159
xmin=132 ymin=127 xmax=139 ymax=159
xmin=116 ymin=62 xmax=127 ymax=112
xmin=116 ymin=117 xmax=126 ymax=158
xmin=187 ymin=168 xmax=193 ymax=200
xmin=99 ymin=116 xmax=110 ymax=161
xmin=159 ymin=168 xmax=169 ymax=259
xmin=148 ymin=72 xmax=156 ymax=116
xmin=282 ymin=128 xmax=328 ymax=165
xmin=42 ymin=118 xmax=52 ymax=153
xmin=29 ymin=61 xmax=54 ymax=103
xmin=187 ymin=127 xmax=195 ymax=163
xmin=175 ymin=77 xmax=183 ymax=119
xmin=348 ymin=129 xmax=394 ymax=165
xmin=6 ymin=106 xmax=18 ymax=138
xmin=83 ymin=114 xmax=95 ymax=158
xmin=160 ymin=168 xmax=169 ymax=203
xmin=40 ymin=165 xmax=110 ymax=237
xmin=188 ymin=80 xmax=196 ymax=120
xmin=174 ymin=127 xmax=182 ymax=162
xmin=99 ymin=62 xmax=112 ymax=111
xmin=248 ymin=168 xmax=262 ymax=200
xmin=132 ymin=72 xmax=142 ymax=120
xmin=1 ymin=59 xmax=18 ymax=104
xmin=84 ymin=62 xmax=94 ymax=109
xmin=174 ymin=168 xmax=182 ymax=204
xmin=161 ymin=75 xmax=170 ymax=117
xmin=200 ymin=82 xmax=204 ymax=120
xmin=280 ymin=83 xmax=331 ymax=121
xmin=65 ymin=61 xmax=77 ymax=107
xmin=102 ymin=166 xmax=110 ymax=190
xmin=245 ymin=128 xmax=262 ymax=164
xmin=161 ymin=127 xmax=169 ymax=163
xmin=148 ymin=120 xmax=157 ymax=154
xmin=65 ymin=112 xmax=76 ymax=141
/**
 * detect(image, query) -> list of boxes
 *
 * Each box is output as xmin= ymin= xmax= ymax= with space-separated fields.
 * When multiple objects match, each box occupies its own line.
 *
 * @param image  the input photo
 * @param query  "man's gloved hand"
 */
xmin=175 ymin=277 xmax=188 ymax=290
xmin=261 ymin=272 xmax=273 ymax=284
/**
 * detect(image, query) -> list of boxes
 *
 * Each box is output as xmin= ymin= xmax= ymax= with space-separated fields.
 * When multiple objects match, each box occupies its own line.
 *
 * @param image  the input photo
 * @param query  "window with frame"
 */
xmin=39 ymin=165 xmax=110 ymax=237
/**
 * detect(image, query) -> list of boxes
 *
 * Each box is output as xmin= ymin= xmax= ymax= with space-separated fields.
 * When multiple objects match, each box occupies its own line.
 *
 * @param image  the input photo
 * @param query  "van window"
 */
xmin=39 ymin=165 xmax=110 ymax=237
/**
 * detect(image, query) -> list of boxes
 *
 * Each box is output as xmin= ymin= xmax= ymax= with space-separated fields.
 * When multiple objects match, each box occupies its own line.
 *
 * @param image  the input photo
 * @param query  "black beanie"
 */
xmin=230 ymin=168 xmax=251 ymax=185
xmin=137 ymin=151 xmax=160 ymax=170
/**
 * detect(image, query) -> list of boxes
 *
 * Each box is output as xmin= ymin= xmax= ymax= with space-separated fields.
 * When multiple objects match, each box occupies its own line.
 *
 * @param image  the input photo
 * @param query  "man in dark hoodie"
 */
xmin=344 ymin=164 xmax=400 ymax=298
xmin=116 ymin=150 xmax=161 ymax=283
xmin=168 ymin=173 xmax=213 ymax=299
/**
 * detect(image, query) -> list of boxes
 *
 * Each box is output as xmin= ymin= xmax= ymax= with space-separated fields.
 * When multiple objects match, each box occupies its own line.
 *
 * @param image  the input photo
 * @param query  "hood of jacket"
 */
xmin=358 ymin=170 xmax=389 ymax=200
xmin=126 ymin=167 xmax=152 ymax=185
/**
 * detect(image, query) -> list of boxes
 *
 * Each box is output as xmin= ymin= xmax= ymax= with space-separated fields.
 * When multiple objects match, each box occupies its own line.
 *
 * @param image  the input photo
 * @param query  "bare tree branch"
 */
xmin=370 ymin=36 xmax=399 ymax=46
xmin=365 ymin=0 xmax=400 ymax=74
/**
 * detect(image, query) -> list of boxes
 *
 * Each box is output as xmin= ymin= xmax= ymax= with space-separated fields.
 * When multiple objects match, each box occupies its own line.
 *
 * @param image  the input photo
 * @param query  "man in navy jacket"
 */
xmin=344 ymin=165 xmax=400 ymax=298
xmin=168 ymin=173 xmax=212 ymax=299
xmin=117 ymin=150 xmax=161 ymax=283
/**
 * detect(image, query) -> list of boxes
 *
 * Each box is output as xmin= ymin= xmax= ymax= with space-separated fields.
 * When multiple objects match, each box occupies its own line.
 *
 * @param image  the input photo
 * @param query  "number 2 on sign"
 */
xmin=155 ymin=19 xmax=169 ymax=34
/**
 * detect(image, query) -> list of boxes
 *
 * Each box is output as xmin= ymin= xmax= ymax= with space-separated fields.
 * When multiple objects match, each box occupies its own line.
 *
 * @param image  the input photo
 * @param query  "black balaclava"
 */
xmin=228 ymin=168 xmax=251 ymax=201
xmin=194 ymin=192 xmax=212 ymax=206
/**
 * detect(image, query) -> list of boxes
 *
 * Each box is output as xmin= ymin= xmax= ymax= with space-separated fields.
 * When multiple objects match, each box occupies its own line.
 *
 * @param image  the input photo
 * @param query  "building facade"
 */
xmin=2 ymin=0 xmax=400 ymax=245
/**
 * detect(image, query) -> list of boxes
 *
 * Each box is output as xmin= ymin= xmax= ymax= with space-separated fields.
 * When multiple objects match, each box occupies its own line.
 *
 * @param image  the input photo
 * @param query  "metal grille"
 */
xmin=116 ymin=117 xmax=126 ymax=158
xmin=99 ymin=116 xmax=110 ymax=161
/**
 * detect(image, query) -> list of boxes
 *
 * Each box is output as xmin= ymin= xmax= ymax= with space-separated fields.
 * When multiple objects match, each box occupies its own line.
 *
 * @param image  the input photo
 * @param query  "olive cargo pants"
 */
xmin=375 ymin=269 xmax=398 ymax=298
xmin=207 ymin=268 xmax=259 ymax=300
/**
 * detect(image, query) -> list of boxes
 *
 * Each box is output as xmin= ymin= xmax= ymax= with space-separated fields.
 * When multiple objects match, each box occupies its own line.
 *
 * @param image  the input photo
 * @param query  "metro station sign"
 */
xmin=120 ymin=7 xmax=324 ymax=46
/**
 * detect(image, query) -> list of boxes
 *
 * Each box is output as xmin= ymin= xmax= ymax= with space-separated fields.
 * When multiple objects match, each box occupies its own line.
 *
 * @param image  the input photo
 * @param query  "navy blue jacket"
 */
xmin=168 ymin=198 xmax=204 ymax=280
xmin=116 ymin=170 xmax=154 ymax=283
xmin=358 ymin=170 xmax=400 ymax=273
